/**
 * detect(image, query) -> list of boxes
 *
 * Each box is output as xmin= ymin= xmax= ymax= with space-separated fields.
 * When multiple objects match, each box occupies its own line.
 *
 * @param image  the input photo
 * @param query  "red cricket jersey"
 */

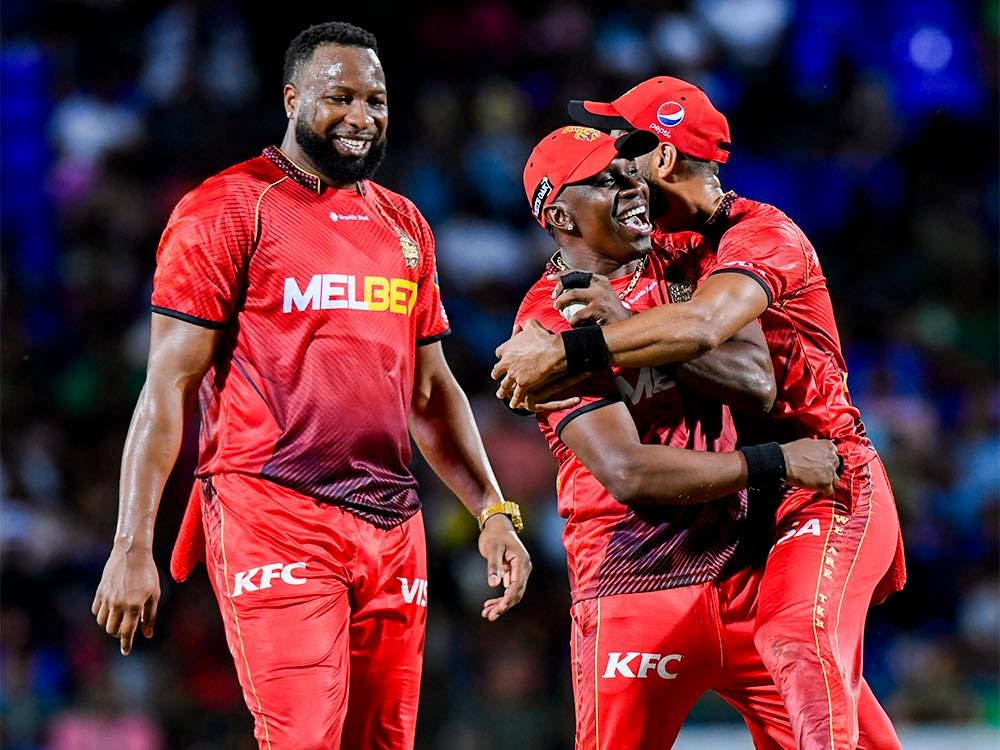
xmin=515 ymin=250 xmax=747 ymax=604
xmin=152 ymin=147 xmax=450 ymax=528
xmin=654 ymin=192 xmax=877 ymax=470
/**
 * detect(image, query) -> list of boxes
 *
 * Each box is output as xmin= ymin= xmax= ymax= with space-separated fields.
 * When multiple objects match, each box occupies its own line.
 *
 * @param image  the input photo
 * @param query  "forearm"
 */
xmin=115 ymin=380 xmax=194 ymax=550
xmin=611 ymin=445 xmax=748 ymax=506
xmin=601 ymin=302 xmax=723 ymax=370
xmin=410 ymin=373 xmax=503 ymax=517
xmin=676 ymin=341 xmax=775 ymax=414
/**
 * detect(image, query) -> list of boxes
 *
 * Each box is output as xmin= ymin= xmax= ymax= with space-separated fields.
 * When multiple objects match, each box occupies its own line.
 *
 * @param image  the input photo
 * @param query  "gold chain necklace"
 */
xmin=550 ymin=252 xmax=649 ymax=300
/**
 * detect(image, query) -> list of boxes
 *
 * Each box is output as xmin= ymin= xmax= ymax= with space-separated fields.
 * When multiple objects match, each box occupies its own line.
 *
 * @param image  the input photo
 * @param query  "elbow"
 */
xmin=601 ymin=466 xmax=643 ymax=505
xmin=749 ymin=373 xmax=777 ymax=414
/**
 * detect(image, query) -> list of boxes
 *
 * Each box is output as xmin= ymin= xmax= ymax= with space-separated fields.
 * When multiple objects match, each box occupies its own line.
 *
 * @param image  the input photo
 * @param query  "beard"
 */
xmin=295 ymin=119 xmax=387 ymax=185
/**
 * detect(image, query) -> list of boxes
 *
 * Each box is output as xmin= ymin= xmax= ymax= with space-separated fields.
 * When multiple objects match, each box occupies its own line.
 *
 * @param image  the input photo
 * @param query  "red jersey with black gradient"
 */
xmin=653 ymin=193 xmax=876 ymax=470
xmin=515 ymin=250 xmax=747 ymax=604
xmin=151 ymin=147 xmax=450 ymax=528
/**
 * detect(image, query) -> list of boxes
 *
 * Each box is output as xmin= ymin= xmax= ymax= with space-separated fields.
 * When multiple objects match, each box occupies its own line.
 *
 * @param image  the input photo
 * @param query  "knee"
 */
xmin=753 ymin=617 xmax=815 ymax=676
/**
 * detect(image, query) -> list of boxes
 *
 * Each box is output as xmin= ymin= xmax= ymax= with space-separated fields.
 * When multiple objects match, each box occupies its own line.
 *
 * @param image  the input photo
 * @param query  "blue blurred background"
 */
xmin=1 ymin=1 xmax=997 ymax=748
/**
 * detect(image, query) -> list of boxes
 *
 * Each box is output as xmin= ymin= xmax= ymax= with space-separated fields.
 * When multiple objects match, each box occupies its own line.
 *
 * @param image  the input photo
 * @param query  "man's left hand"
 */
xmin=478 ymin=513 xmax=531 ymax=621
xmin=493 ymin=320 xmax=566 ymax=402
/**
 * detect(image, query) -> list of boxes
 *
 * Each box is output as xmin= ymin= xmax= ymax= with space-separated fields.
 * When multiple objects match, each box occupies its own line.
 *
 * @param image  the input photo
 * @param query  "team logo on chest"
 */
xmin=398 ymin=229 xmax=420 ymax=269
xmin=668 ymin=281 xmax=694 ymax=303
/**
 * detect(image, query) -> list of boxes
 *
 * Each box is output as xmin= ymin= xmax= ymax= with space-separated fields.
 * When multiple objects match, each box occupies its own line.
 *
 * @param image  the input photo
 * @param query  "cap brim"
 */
xmin=614 ymin=129 xmax=659 ymax=160
xmin=567 ymin=100 xmax=633 ymax=132
xmin=563 ymin=130 xmax=659 ymax=187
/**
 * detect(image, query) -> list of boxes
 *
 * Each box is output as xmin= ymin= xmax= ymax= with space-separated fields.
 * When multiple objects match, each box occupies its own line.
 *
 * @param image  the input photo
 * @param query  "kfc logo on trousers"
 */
xmin=603 ymin=652 xmax=683 ymax=679
xmin=232 ymin=562 xmax=307 ymax=597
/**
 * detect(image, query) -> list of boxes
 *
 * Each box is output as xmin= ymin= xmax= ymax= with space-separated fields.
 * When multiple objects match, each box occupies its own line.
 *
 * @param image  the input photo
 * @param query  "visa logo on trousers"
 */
xmin=232 ymin=562 xmax=307 ymax=597
xmin=399 ymin=577 xmax=428 ymax=607
xmin=603 ymin=652 xmax=683 ymax=679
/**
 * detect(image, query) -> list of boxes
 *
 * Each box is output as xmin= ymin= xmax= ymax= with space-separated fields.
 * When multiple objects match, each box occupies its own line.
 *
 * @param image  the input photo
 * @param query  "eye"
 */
xmin=326 ymin=95 xmax=350 ymax=105
xmin=627 ymin=166 xmax=639 ymax=176
xmin=368 ymin=99 xmax=387 ymax=109
xmin=599 ymin=175 xmax=616 ymax=187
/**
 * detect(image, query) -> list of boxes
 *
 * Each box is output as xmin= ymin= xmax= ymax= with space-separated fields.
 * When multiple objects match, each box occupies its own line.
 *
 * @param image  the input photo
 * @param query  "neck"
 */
xmin=279 ymin=128 xmax=356 ymax=190
xmin=654 ymin=178 xmax=726 ymax=232
xmin=556 ymin=239 xmax=639 ymax=280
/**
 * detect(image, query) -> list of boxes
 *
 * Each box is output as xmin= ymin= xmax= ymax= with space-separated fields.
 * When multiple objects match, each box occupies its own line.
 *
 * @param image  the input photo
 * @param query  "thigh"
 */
xmin=571 ymin=587 xmax=715 ymax=750
xmin=756 ymin=461 xmax=900 ymax=749
xmin=203 ymin=474 xmax=355 ymax=750
xmin=715 ymin=567 xmax=795 ymax=750
xmin=341 ymin=512 xmax=428 ymax=750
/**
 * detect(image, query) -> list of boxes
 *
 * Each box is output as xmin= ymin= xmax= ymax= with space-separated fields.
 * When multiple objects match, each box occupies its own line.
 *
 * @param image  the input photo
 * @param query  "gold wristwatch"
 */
xmin=477 ymin=500 xmax=524 ymax=534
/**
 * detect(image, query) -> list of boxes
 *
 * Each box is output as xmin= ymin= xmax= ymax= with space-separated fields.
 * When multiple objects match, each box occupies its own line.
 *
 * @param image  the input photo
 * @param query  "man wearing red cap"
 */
xmin=516 ymin=124 xmax=846 ymax=749
xmin=495 ymin=79 xmax=906 ymax=750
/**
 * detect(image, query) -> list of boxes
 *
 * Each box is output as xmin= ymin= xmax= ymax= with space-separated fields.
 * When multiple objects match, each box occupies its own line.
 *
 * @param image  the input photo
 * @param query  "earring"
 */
xmin=287 ymin=111 xmax=293 ymax=119
xmin=566 ymin=222 xmax=575 ymax=230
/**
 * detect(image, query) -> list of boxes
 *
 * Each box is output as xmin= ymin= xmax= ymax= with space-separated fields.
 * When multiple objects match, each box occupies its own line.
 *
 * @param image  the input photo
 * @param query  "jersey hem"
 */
xmin=555 ymin=398 xmax=619 ymax=439
xmin=710 ymin=268 xmax=774 ymax=306
xmin=417 ymin=328 xmax=451 ymax=346
xmin=151 ymin=305 xmax=227 ymax=330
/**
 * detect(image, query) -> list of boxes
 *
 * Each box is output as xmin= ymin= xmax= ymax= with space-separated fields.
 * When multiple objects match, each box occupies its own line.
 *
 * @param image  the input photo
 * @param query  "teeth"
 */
xmin=620 ymin=206 xmax=646 ymax=220
xmin=338 ymin=137 xmax=367 ymax=150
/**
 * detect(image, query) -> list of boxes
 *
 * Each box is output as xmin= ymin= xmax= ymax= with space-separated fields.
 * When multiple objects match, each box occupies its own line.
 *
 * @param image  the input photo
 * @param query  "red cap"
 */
xmin=567 ymin=77 xmax=731 ymax=163
xmin=523 ymin=126 xmax=658 ymax=227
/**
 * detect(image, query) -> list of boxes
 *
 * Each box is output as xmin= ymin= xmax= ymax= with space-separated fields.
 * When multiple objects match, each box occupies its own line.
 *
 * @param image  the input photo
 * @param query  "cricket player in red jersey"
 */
xmin=517 ymin=125 xmax=846 ymax=749
xmin=495 ymin=80 xmax=906 ymax=749
xmin=91 ymin=22 xmax=531 ymax=750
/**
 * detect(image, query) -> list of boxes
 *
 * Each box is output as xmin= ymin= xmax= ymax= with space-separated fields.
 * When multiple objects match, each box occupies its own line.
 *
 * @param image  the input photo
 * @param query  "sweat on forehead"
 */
xmin=282 ymin=20 xmax=380 ymax=85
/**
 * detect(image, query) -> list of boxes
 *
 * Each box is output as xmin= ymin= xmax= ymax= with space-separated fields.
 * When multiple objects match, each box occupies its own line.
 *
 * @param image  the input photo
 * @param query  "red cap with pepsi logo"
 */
xmin=568 ymin=77 xmax=731 ymax=163
xmin=523 ymin=126 xmax=658 ymax=227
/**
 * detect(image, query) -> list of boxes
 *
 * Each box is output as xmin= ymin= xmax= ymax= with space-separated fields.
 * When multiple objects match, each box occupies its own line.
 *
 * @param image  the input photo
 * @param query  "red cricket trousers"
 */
xmin=199 ymin=473 xmax=428 ymax=750
xmin=755 ymin=457 xmax=905 ymax=750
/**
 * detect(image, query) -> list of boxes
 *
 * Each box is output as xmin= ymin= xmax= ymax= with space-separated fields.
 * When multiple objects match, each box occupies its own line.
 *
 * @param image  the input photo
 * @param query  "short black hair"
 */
xmin=283 ymin=22 xmax=380 ymax=85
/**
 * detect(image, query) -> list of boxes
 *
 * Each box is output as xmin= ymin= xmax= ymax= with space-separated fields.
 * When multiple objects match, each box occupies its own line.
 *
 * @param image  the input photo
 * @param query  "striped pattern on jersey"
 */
xmin=152 ymin=147 xmax=449 ymax=528
xmin=516 ymin=248 xmax=747 ymax=604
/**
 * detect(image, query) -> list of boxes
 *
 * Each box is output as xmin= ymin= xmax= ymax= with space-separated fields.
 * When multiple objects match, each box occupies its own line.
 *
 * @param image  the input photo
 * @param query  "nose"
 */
xmin=343 ymin=99 xmax=374 ymax=130
xmin=621 ymin=173 xmax=647 ymax=200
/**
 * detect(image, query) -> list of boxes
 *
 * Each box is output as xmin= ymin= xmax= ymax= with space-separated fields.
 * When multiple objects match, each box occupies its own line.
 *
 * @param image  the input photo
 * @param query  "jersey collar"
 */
xmin=262 ymin=146 xmax=366 ymax=196
xmin=702 ymin=190 xmax=738 ymax=236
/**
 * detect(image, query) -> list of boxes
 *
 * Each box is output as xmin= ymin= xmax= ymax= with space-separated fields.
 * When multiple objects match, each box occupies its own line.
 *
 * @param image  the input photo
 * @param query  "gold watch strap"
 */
xmin=477 ymin=500 xmax=524 ymax=534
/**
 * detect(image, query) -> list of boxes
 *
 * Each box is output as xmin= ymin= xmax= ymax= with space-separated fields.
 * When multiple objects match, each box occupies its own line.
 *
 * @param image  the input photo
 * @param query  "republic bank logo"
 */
xmin=329 ymin=212 xmax=370 ymax=222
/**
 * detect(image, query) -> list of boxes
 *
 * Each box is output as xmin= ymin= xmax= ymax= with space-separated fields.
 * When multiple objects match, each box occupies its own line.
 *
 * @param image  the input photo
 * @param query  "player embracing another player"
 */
xmin=495 ymin=79 xmax=906 ymax=750
xmin=512 ymin=124 xmax=849 ymax=749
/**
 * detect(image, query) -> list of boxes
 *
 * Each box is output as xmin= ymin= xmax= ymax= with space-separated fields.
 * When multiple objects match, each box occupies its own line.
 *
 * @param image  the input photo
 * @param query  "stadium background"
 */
xmin=1 ymin=1 xmax=997 ymax=748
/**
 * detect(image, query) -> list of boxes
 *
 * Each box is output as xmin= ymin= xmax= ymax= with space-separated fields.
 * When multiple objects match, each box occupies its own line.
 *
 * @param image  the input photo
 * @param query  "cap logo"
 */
xmin=560 ymin=126 xmax=601 ymax=142
xmin=656 ymin=101 xmax=685 ymax=127
xmin=531 ymin=176 xmax=554 ymax=219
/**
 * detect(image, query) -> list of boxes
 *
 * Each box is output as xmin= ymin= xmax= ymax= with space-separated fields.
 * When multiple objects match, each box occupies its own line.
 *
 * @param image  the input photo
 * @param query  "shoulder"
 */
xmin=724 ymin=198 xmax=805 ymax=248
xmin=173 ymin=156 xmax=284 ymax=220
xmin=514 ymin=275 xmax=566 ymax=331
xmin=365 ymin=180 xmax=430 ymax=235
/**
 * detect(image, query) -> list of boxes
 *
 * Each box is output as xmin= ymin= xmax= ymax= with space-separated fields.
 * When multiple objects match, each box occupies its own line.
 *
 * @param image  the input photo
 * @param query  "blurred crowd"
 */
xmin=2 ymin=1 xmax=997 ymax=748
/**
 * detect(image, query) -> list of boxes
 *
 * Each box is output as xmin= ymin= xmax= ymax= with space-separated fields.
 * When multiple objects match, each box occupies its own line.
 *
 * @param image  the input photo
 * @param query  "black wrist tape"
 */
xmin=562 ymin=325 xmax=609 ymax=374
xmin=560 ymin=271 xmax=593 ymax=289
xmin=739 ymin=442 xmax=787 ymax=491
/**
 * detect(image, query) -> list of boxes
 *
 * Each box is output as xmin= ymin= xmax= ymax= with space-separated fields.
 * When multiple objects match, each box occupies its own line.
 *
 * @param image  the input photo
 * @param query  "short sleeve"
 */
xmin=513 ymin=284 xmax=620 ymax=438
xmin=151 ymin=183 xmax=255 ymax=328
xmin=701 ymin=220 xmax=811 ymax=305
xmin=411 ymin=212 xmax=450 ymax=345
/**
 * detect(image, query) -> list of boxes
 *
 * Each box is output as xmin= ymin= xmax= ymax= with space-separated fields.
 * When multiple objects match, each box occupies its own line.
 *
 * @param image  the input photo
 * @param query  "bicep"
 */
xmin=688 ymin=272 xmax=770 ymax=339
xmin=147 ymin=312 xmax=221 ymax=390
xmin=559 ymin=401 xmax=640 ymax=484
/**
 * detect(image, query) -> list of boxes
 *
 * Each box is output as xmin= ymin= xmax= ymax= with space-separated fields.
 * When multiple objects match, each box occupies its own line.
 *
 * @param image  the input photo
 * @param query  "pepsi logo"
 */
xmin=656 ymin=102 xmax=685 ymax=127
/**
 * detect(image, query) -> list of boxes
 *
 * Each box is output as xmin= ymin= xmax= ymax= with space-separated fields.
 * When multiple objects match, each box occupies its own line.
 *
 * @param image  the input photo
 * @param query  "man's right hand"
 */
xmin=780 ymin=438 xmax=842 ymax=497
xmin=92 ymin=545 xmax=160 ymax=655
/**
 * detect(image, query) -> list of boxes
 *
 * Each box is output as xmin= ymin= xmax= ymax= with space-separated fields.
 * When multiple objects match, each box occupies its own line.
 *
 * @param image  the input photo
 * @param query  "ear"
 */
xmin=283 ymin=83 xmax=298 ymax=120
xmin=650 ymin=142 xmax=681 ymax=181
xmin=544 ymin=202 xmax=575 ymax=233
